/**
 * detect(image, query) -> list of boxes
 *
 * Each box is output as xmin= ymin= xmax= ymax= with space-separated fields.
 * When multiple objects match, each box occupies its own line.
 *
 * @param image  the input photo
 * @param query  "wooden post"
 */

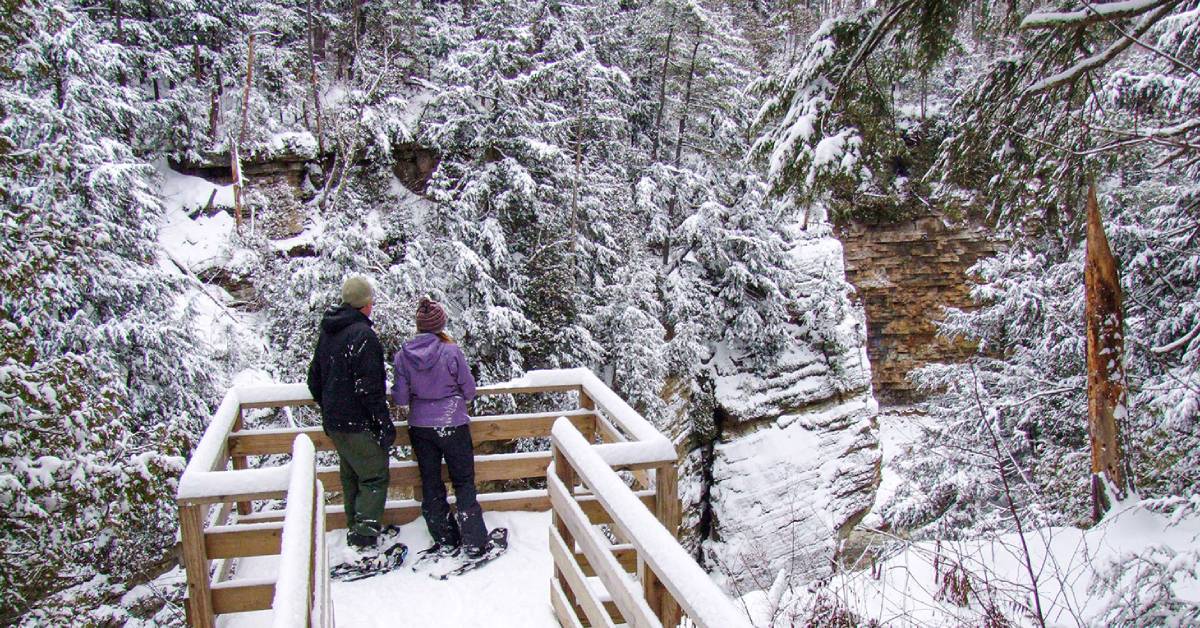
xmin=307 ymin=480 xmax=318 ymax=626
xmin=180 ymin=502 xmax=215 ymax=628
xmin=552 ymin=443 xmax=585 ymax=624
xmin=230 ymin=408 xmax=251 ymax=516
xmin=578 ymin=390 xmax=597 ymax=442
xmin=654 ymin=462 xmax=682 ymax=627
xmin=639 ymin=555 xmax=666 ymax=626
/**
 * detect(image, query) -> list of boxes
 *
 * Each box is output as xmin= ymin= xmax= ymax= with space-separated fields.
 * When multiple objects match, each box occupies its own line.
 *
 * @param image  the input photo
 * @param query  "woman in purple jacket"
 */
xmin=391 ymin=297 xmax=491 ymax=557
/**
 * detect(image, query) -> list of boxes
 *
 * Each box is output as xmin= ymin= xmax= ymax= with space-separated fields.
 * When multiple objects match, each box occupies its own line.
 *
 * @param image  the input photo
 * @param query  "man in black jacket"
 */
xmin=307 ymin=276 xmax=395 ymax=548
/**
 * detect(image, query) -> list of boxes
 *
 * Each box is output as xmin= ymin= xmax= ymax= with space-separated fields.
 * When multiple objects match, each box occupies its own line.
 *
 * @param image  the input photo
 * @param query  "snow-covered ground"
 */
xmin=739 ymin=496 xmax=1200 ymax=626
xmin=734 ymin=406 xmax=1200 ymax=627
xmin=862 ymin=406 xmax=927 ymax=530
xmin=220 ymin=511 xmax=557 ymax=627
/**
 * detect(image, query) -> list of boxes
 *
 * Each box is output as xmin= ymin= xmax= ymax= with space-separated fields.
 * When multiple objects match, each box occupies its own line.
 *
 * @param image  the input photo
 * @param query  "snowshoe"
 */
xmin=429 ymin=528 xmax=508 ymax=580
xmin=331 ymin=525 xmax=408 ymax=582
xmin=409 ymin=541 xmax=463 ymax=572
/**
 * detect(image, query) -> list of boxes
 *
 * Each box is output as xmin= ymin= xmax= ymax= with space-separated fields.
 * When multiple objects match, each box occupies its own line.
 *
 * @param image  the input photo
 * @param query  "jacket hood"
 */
xmin=403 ymin=333 xmax=446 ymax=371
xmin=321 ymin=305 xmax=370 ymax=335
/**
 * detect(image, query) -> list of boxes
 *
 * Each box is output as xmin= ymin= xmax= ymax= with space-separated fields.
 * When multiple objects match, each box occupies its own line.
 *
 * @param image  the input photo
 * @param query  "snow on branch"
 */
xmin=1021 ymin=0 xmax=1170 ymax=29
xmin=1023 ymin=1 xmax=1181 ymax=94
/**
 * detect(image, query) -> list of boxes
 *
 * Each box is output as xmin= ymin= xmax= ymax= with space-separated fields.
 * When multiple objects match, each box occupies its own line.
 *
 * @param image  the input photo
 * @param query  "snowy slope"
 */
xmin=739 ymin=497 xmax=1200 ymax=626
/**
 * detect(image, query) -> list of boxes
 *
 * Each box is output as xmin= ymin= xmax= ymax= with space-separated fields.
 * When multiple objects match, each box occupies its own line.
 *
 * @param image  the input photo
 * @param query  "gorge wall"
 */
xmin=683 ymin=233 xmax=881 ymax=593
xmin=834 ymin=215 xmax=1002 ymax=403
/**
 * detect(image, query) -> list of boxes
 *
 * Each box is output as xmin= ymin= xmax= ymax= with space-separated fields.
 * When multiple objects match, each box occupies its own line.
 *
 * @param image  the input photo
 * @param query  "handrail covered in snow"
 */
xmin=270 ymin=435 xmax=331 ymax=628
xmin=177 ymin=429 xmax=331 ymax=628
xmin=175 ymin=368 xmax=737 ymax=627
xmin=549 ymin=419 xmax=752 ymax=628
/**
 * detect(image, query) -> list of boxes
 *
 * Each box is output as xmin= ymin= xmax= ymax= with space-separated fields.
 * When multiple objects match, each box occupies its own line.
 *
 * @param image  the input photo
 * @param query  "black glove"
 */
xmin=376 ymin=419 xmax=397 ymax=450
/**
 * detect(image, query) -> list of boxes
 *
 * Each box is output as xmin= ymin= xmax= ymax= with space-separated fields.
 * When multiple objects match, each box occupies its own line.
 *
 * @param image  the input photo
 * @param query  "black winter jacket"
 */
xmin=306 ymin=305 xmax=395 ymax=448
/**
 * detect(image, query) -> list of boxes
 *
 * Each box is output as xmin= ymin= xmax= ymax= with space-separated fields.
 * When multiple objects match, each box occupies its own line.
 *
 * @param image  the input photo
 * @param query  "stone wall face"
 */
xmin=684 ymin=231 xmax=881 ymax=592
xmin=835 ymin=216 xmax=1002 ymax=403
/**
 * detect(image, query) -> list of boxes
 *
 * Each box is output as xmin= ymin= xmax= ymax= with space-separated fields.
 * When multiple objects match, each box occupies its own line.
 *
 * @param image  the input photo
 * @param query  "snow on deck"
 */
xmin=218 ymin=511 xmax=556 ymax=628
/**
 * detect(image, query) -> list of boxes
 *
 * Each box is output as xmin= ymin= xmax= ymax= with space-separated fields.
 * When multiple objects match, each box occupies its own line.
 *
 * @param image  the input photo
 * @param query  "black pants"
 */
xmin=409 ymin=424 xmax=488 ymax=550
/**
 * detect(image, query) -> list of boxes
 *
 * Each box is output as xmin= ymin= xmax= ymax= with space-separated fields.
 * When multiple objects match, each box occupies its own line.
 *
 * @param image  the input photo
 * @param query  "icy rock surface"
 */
xmin=699 ymin=234 xmax=880 ymax=592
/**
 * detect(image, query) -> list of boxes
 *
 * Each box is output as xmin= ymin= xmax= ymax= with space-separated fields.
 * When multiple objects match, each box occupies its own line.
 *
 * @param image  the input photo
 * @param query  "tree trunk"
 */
xmin=233 ymin=33 xmax=256 ymax=232
xmin=1084 ymin=183 xmax=1133 ymax=521
xmin=307 ymin=0 xmax=325 ymax=154
xmin=238 ymin=32 xmax=256 ymax=147
xmin=231 ymin=140 xmax=244 ymax=232
xmin=208 ymin=65 xmax=222 ymax=140
xmin=313 ymin=0 xmax=326 ymax=61
xmin=661 ymin=30 xmax=701 ymax=268
xmin=650 ymin=12 xmax=676 ymax=164
xmin=571 ymin=79 xmax=585 ymax=263
xmin=114 ymin=0 xmax=127 ymax=86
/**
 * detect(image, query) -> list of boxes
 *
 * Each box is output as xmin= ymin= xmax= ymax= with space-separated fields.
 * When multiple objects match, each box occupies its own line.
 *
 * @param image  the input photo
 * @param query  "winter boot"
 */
xmin=347 ymin=530 xmax=377 ymax=549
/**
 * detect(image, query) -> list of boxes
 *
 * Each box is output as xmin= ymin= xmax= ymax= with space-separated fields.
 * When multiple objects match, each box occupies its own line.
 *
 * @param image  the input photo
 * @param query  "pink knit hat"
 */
xmin=415 ymin=296 xmax=447 ymax=333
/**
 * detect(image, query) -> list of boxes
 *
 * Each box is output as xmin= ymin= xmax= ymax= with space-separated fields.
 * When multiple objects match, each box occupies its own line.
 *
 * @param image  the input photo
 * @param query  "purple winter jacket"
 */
xmin=391 ymin=333 xmax=477 ymax=428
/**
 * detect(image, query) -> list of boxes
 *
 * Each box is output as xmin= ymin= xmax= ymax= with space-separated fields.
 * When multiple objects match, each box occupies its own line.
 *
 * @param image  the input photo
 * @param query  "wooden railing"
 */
xmin=548 ymin=420 xmax=751 ymax=628
xmin=176 ymin=422 xmax=330 ymax=627
xmin=175 ymin=368 xmax=747 ymax=627
xmin=269 ymin=435 xmax=330 ymax=627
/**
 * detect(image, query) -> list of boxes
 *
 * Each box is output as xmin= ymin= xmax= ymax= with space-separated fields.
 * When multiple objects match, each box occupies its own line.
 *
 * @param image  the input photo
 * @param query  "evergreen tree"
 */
xmin=0 ymin=1 xmax=218 ymax=620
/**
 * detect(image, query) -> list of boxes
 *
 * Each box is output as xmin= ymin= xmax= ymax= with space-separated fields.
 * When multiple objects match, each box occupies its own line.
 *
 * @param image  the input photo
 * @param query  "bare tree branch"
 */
xmin=1078 ymin=0 xmax=1200 ymax=81
xmin=1023 ymin=0 xmax=1181 ymax=95
xmin=1021 ymin=0 xmax=1172 ymax=30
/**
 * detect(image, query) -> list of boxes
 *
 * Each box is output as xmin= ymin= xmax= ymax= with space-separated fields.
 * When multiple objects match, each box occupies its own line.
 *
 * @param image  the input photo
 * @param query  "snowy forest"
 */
xmin=2 ymin=0 xmax=1199 ymax=625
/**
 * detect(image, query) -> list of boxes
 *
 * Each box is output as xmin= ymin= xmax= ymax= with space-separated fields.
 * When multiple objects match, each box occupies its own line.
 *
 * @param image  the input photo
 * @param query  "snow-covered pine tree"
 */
xmin=0 ymin=1 xmax=218 ymax=621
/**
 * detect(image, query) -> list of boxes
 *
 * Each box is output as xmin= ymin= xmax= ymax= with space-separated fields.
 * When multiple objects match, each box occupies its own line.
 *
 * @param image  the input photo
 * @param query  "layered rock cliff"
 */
xmin=835 ymin=215 xmax=1002 ymax=402
xmin=684 ymin=231 xmax=881 ymax=592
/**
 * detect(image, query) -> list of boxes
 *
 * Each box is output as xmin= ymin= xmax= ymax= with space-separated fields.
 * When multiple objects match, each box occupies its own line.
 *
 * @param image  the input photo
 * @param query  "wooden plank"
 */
xmin=551 ymin=576 xmax=586 ymax=628
xmin=549 ymin=473 xmax=661 ymax=628
xmin=471 ymin=410 xmax=595 ymax=443
xmin=552 ymin=443 xmax=583 ymax=624
xmin=595 ymin=414 xmax=627 ymax=444
xmin=230 ymin=454 xmax=252 ymax=517
xmin=654 ymin=464 xmax=681 ymax=539
xmin=239 ymin=398 xmax=316 ymax=409
xmin=316 ymin=452 xmax=552 ymax=492
xmin=641 ymin=556 xmax=664 ymax=627
xmin=580 ymin=490 xmax=654 ymax=524
xmin=205 ymin=524 xmax=283 ymax=560
xmin=579 ymin=390 xmax=597 ymax=442
xmin=312 ymin=479 xmax=331 ymax=628
xmin=179 ymin=488 xmax=288 ymax=507
xmin=210 ymin=499 xmax=235 ymax=584
xmin=555 ymin=426 xmax=750 ymax=628
xmin=326 ymin=490 xmax=555 ymax=530
xmin=477 ymin=383 xmax=580 ymax=397
xmin=603 ymin=600 xmax=626 ymax=624
xmin=234 ymin=488 xmax=654 ymax=528
xmin=236 ymin=381 xmax=579 ymax=408
xmin=551 ymin=526 xmax=617 ymax=628
xmin=210 ymin=581 xmax=275 ymax=614
xmin=228 ymin=411 xmax=596 ymax=456
xmin=210 ymin=501 xmax=234 ymax=527
xmin=307 ymin=482 xmax=318 ymax=627
xmin=579 ymin=545 xmax=637 ymax=577
xmin=179 ymin=503 xmax=215 ymax=628
xmin=229 ymin=426 xmax=335 ymax=456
